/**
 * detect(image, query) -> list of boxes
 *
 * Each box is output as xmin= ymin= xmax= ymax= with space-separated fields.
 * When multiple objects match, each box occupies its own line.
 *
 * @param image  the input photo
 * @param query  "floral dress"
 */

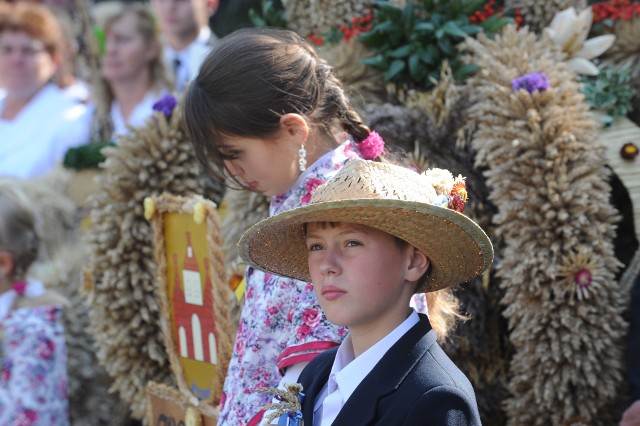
xmin=0 ymin=305 xmax=69 ymax=425
xmin=217 ymin=140 xmax=361 ymax=425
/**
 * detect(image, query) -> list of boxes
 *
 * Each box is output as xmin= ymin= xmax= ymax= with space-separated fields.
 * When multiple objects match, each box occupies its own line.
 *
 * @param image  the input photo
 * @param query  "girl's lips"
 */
xmin=321 ymin=286 xmax=346 ymax=300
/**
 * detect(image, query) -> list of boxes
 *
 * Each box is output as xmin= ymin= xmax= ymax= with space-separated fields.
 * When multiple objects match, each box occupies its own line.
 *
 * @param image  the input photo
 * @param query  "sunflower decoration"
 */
xmin=556 ymin=246 xmax=609 ymax=301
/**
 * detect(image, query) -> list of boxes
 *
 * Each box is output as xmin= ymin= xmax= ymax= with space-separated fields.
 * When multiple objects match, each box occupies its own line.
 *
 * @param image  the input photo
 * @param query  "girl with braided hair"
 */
xmin=183 ymin=27 xmax=430 ymax=425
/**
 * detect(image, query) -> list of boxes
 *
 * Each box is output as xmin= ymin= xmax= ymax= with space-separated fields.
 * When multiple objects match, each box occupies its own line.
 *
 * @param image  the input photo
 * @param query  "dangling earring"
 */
xmin=298 ymin=144 xmax=307 ymax=172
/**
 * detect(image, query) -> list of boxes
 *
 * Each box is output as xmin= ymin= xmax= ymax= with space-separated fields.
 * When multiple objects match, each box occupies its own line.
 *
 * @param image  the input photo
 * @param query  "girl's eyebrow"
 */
xmin=306 ymin=226 xmax=370 ymax=239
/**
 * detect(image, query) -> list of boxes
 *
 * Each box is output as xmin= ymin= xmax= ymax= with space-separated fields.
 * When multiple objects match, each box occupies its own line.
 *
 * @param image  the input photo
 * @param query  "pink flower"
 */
xmin=305 ymin=178 xmax=324 ymax=192
xmin=268 ymin=306 xmax=277 ymax=315
xmin=38 ymin=339 xmax=55 ymax=359
xmin=296 ymin=324 xmax=311 ymax=340
xmin=575 ymin=269 xmax=592 ymax=287
xmin=287 ymin=309 xmax=294 ymax=322
xmin=301 ymin=178 xmax=325 ymax=205
xmin=356 ymin=131 xmax=385 ymax=159
xmin=302 ymin=308 xmax=322 ymax=327
xmin=11 ymin=281 xmax=26 ymax=295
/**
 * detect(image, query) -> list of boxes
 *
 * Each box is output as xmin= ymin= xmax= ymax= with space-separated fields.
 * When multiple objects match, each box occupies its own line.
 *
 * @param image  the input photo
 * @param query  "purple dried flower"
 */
xmin=512 ymin=72 xmax=550 ymax=93
xmin=152 ymin=94 xmax=177 ymax=118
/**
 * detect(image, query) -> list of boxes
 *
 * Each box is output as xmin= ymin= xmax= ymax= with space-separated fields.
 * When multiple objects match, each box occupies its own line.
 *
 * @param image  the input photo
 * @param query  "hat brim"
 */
xmin=239 ymin=198 xmax=493 ymax=292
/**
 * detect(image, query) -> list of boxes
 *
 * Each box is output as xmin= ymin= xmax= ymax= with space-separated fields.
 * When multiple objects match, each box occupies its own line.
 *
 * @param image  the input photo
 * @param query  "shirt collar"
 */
xmin=165 ymin=26 xmax=213 ymax=59
xmin=328 ymin=309 xmax=420 ymax=403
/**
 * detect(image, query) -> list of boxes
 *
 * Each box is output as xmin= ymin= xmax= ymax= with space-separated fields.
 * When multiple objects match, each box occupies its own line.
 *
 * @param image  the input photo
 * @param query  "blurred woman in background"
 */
xmin=91 ymin=1 xmax=172 ymax=141
xmin=0 ymin=2 xmax=89 ymax=179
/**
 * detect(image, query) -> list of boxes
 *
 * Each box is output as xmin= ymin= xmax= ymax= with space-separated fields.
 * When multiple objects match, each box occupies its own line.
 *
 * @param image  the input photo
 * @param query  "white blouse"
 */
xmin=0 ymin=83 xmax=90 ymax=179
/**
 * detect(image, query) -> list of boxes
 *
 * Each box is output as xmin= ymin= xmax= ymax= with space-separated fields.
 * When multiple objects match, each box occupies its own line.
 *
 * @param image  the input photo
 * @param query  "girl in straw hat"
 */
xmin=239 ymin=159 xmax=493 ymax=425
xmin=183 ymin=27 xmax=435 ymax=425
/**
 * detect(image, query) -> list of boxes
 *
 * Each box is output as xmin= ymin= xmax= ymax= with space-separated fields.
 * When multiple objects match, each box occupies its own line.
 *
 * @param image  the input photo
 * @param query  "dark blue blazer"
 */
xmin=297 ymin=314 xmax=481 ymax=425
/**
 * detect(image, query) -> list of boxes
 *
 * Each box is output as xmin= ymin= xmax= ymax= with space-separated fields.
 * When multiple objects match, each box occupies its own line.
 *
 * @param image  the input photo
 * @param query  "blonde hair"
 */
xmin=426 ymin=287 xmax=467 ymax=342
xmin=0 ymin=185 xmax=40 ymax=282
xmin=91 ymin=1 xmax=171 ymax=141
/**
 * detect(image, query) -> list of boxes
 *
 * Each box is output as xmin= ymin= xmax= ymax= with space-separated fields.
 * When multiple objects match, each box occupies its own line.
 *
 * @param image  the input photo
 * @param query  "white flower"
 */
xmin=422 ymin=168 xmax=454 ymax=196
xmin=544 ymin=7 xmax=616 ymax=76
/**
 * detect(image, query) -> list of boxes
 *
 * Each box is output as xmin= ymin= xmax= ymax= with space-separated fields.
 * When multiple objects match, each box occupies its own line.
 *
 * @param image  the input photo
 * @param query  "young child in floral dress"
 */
xmin=183 ymin=28 xmax=436 ymax=425
xmin=0 ymin=183 xmax=69 ymax=425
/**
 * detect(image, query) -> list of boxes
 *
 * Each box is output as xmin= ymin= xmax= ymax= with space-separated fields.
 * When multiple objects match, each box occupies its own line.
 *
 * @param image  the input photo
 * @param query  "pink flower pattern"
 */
xmin=0 ymin=306 xmax=68 ymax=425
xmin=217 ymin=140 xmax=359 ymax=425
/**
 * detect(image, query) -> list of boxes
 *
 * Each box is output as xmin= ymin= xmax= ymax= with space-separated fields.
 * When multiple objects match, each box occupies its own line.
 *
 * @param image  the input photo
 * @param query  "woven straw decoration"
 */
xmin=281 ymin=0 xmax=374 ymax=37
xmin=85 ymin=103 xmax=223 ymax=419
xmin=462 ymin=25 xmax=627 ymax=425
xmin=505 ymin=0 xmax=587 ymax=33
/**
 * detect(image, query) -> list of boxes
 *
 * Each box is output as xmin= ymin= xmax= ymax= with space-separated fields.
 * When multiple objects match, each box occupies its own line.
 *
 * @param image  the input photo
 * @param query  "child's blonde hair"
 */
xmin=0 ymin=185 xmax=40 ymax=282
xmin=427 ymin=288 xmax=467 ymax=342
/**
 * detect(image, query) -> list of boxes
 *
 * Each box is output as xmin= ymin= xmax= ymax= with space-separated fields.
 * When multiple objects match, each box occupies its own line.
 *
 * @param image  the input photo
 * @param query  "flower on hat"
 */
xmin=448 ymin=178 xmax=468 ymax=212
xmin=512 ymin=72 xmax=550 ymax=93
xmin=152 ymin=94 xmax=178 ymax=119
xmin=422 ymin=168 xmax=455 ymax=196
xmin=356 ymin=131 xmax=385 ymax=160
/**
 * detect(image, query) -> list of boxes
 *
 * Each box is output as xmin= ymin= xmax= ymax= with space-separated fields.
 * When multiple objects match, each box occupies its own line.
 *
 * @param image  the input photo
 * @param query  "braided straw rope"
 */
xmin=149 ymin=194 xmax=233 ymax=406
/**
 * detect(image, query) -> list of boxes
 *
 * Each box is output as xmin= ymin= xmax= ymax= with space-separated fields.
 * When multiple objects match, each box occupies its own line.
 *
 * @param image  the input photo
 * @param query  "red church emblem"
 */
xmin=171 ymin=231 xmax=218 ymax=369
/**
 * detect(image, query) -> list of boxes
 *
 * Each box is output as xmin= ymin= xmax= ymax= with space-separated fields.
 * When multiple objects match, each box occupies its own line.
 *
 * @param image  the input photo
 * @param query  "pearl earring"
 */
xmin=298 ymin=144 xmax=307 ymax=172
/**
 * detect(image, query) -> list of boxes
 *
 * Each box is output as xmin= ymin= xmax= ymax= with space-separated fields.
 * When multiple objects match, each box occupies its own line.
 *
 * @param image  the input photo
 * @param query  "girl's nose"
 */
xmin=319 ymin=248 xmax=340 ymax=276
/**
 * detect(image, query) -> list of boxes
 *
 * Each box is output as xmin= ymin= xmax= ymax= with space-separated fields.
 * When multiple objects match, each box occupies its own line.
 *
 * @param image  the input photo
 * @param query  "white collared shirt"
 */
xmin=164 ymin=27 xmax=216 ymax=92
xmin=313 ymin=310 xmax=420 ymax=425
xmin=110 ymin=90 xmax=164 ymax=138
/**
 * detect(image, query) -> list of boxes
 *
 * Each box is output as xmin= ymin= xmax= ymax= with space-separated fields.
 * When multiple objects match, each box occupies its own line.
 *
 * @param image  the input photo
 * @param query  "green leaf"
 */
xmin=388 ymin=45 xmax=413 ymax=58
xmin=385 ymin=59 xmax=406 ymax=82
xmin=437 ymin=37 xmax=454 ymax=56
xmin=453 ymin=62 xmax=480 ymax=81
xmin=460 ymin=0 xmax=487 ymax=15
xmin=414 ymin=22 xmax=434 ymax=32
xmin=361 ymin=54 xmax=389 ymax=71
xmin=443 ymin=21 xmax=469 ymax=38
xmin=377 ymin=1 xmax=403 ymax=20
xmin=480 ymin=14 xmax=512 ymax=33
xmin=419 ymin=49 xmax=435 ymax=65
xmin=409 ymin=53 xmax=422 ymax=80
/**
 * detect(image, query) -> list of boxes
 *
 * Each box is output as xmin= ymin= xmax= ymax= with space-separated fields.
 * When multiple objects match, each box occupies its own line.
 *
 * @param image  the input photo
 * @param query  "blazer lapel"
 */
xmin=300 ymin=349 xmax=336 ymax=424
xmin=332 ymin=315 xmax=435 ymax=425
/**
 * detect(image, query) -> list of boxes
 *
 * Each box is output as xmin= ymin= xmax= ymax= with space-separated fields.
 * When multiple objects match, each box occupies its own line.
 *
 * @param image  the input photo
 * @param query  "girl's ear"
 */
xmin=0 ymin=251 xmax=14 ymax=280
xmin=279 ymin=113 xmax=309 ymax=142
xmin=405 ymin=247 xmax=430 ymax=283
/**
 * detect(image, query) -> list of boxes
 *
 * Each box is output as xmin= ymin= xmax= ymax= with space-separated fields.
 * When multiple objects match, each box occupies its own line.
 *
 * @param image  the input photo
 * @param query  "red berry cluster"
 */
xmin=592 ymin=0 xmax=640 ymax=23
xmin=307 ymin=34 xmax=324 ymax=46
xmin=469 ymin=0 xmax=523 ymax=26
xmin=340 ymin=13 xmax=374 ymax=42
xmin=469 ymin=0 xmax=503 ymax=23
xmin=306 ymin=13 xmax=374 ymax=46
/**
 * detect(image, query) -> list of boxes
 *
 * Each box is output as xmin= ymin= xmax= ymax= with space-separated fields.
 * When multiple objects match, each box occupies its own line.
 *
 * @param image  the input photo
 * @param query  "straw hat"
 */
xmin=239 ymin=159 xmax=494 ymax=292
